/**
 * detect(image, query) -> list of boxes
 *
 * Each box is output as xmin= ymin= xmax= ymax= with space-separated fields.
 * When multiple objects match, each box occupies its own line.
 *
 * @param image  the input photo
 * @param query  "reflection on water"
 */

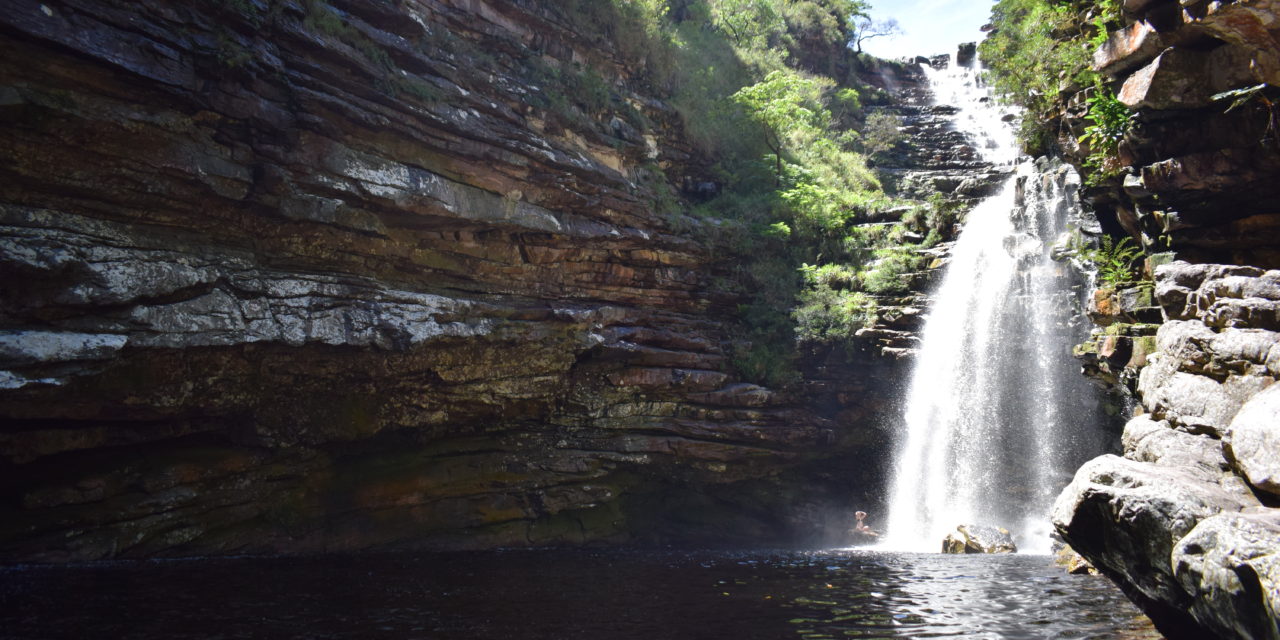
xmin=0 ymin=549 xmax=1160 ymax=639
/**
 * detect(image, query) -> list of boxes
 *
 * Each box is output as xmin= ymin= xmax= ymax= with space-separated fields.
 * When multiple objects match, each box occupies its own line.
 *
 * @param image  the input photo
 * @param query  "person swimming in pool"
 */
xmin=854 ymin=510 xmax=878 ymax=537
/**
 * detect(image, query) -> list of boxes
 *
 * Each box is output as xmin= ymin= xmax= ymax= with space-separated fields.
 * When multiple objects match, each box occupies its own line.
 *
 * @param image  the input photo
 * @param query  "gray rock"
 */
xmin=1142 ymin=372 xmax=1272 ymax=436
xmin=1209 ymin=330 xmax=1280 ymax=376
xmin=0 ymin=331 xmax=127 ymax=367
xmin=1119 ymin=46 xmax=1258 ymax=110
xmin=1156 ymin=261 xmax=1217 ymax=290
xmin=1122 ymin=415 xmax=1228 ymax=474
xmin=1205 ymin=297 xmax=1280 ymax=331
xmin=1226 ymin=383 xmax=1280 ymax=496
xmin=1172 ymin=510 xmax=1280 ymax=640
xmin=1154 ymin=262 xmax=1268 ymax=321
xmin=1206 ymin=274 xmax=1280 ymax=302
xmin=1052 ymin=455 xmax=1260 ymax=611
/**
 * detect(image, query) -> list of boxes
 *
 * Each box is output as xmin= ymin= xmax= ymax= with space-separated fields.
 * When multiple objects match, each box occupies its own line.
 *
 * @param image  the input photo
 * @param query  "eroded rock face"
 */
xmin=0 ymin=1 xmax=899 ymax=561
xmin=1173 ymin=511 xmax=1280 ymax=640
xmin=1056 ymin=261 xmax=1280 ymax=640
xmin=1066 ymin=0 xmax=1280 ymax=269
xmin=1064 ymin=14 xmax=1280 ymax=638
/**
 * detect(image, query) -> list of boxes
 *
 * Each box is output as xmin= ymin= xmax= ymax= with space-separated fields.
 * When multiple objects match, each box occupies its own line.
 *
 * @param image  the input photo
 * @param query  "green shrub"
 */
xmin=861 ymin=110 xmax=903 ymax=156
xmin=861 ymin=251 xmax=920 ymax=294
xmin=793 ymin=285 xmax=878 ymax=343
xmin=1079 ymin=84 xmax=1132 ymax=183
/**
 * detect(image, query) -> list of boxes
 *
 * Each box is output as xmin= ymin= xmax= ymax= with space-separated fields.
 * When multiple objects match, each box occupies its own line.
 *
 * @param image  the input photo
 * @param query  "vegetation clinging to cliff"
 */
xmin=978 ymin=0 xmax=1124 ymax=156
xmin=551 ymin=0 xmax=930 ymax=384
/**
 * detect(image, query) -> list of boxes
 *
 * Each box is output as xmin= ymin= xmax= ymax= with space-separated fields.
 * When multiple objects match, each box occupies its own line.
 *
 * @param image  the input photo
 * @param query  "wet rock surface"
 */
xmin=856 ymin=57 xmax=1015 ymax=359
xmin=0 ymin=0 xmax=898 ymax=561
xmin=940 ymin=524 xmax=1017 ymax=554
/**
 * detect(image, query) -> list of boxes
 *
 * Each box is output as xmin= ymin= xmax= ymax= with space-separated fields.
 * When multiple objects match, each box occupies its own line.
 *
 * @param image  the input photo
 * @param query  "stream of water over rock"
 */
xmin=882 ymin=62 xmax=1112 ymax=553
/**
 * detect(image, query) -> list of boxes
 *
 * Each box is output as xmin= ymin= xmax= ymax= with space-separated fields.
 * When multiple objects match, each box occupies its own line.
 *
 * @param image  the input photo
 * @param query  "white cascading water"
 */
xmin=882 ymin=61 xmax=1109 ymax=554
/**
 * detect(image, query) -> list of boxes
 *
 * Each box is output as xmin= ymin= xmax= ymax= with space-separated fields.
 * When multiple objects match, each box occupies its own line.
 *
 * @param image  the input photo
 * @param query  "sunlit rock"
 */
xmin=1121 ymin=415 xmax=1229 ymax=474
xmin=1226 ymin=384 xmax=1280 ymax=496
xmin=941 ymin=524 xmax=1017 ymax=554
xmin=1172 ymin=510 xmax=1280 ymax=640
xmin=1054 ymin=544 xmax=1098 ymax=575
xmin=1052 ymin=454 xmax=1261 ymax=621
xmin=1061 ymin=260 xmax=1280 ymax=640
xmin=1094 ymin=21 xmax=1165 ymax=77
xmin=1118 ymin=47 xmax=1256 ymax=110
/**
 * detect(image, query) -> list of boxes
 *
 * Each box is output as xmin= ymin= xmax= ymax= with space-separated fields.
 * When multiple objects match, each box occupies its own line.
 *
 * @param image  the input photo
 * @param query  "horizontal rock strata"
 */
xmin=1068 ymin=0 xmax=1280 ymax=269
xmin=0 ymin=0 xmax=897 ymax=560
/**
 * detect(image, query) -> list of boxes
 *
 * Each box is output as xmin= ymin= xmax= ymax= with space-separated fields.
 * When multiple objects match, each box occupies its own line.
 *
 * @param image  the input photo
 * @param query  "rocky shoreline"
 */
xmin=1054 ymin=261 xmax=1280 ymax=640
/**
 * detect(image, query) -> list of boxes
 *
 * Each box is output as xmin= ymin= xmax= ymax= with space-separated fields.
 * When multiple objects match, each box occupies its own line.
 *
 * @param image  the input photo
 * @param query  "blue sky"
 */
xmin=859 ymin=0 xmax=996 ymax=61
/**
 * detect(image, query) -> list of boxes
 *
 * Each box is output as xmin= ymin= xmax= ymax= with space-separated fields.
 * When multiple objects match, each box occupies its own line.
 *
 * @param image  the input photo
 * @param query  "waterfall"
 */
xmin=881 ymin=61 xmax=1109 ymax=554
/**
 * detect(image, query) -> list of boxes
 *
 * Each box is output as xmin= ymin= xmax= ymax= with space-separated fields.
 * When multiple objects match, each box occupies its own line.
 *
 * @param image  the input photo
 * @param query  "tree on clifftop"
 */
xmin=850 ymin=15 xmax=901 ymax=53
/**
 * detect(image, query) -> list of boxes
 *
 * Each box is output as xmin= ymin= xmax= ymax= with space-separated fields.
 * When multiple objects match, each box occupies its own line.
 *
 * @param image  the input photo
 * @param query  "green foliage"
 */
xmin=862 ymin=249 xmax=926 ymax=294
xmin=978 ymin=0 xmax=1096 ymax=151
xmin=1212 ymin=83 xmax=1271 ymax=112
xmin=861 ymin=110 xmax=903 ymax=156
xmin=712 ymin=0 xmax=784 ymax=48
xmin=1081 ymin=235 xmax=1145 ymax=286
xmin=763 ymin=221 xmax=793 ymax=238
xmin=800 ymin=263 xmax=859 ymax=289
xmin=1088 ymin=0 xmax=1123 ymax=48
xmin=793 ymin=285 xmax=878 ymax=343
xmin=1079 ymin=84 xmax=1132 ymax=183
xmin=1080 ymin=86 xmax=1131 ymax=149
xmin=732 ymin=70 xmax=834 ymax=162
xmin=731 ymin=69 xmax=884 ymax=242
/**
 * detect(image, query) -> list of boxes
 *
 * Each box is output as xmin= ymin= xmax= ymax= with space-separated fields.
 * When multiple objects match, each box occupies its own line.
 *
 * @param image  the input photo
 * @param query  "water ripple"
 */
xmin=0 ymin=549 xmax=1160 ymax=639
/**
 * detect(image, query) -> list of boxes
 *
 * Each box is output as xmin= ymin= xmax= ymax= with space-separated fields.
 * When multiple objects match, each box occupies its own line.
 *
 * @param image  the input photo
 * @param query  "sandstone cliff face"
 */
xmin=1053 ymin=1 xmax=1280 ymax=638
xmin=0 ymin=0 xmax=902 ymax=561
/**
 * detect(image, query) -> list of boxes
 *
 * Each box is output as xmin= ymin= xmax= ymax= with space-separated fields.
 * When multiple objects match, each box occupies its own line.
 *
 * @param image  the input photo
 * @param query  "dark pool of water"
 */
xmin=0 ymin=548 xmax=1161 ymax=639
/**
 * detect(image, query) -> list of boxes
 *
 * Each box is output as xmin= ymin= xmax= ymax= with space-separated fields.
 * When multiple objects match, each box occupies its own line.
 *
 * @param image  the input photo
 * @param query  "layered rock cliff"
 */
xmin=0 ymin=0 xmax=915 ymax=560
xmin=1046 ymin=1 xmax=1280 ymax=638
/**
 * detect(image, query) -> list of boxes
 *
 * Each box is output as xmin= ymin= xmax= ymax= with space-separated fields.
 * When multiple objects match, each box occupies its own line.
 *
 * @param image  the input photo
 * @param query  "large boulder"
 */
xmin=1058 ymin=261 xmax=1280 ymax=640
xmin=1119 ymin=47 xmax=1257 ymax=111
xmin=1052 ymin=453 xmax=1261 ymax=638
xmin=1094 ymin=20 xmax=1165 ymax=77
